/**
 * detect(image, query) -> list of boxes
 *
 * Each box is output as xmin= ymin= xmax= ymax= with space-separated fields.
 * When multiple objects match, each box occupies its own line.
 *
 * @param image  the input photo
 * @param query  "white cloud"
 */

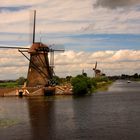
xmin=0 ymin=49 xmax=140 ymax=79
xmin=0 ymin=0 xmax=47 ymax=7
xmin=0 ymin=49 xmax=28 ymax=79
xmin=54 ymin=49 xmax=140 ymax=77
xmin=0 ymin=0 xmax=139 ymax=34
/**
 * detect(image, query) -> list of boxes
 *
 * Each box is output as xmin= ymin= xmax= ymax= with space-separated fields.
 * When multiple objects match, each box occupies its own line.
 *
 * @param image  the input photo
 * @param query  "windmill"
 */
xmin=93 ymin=61 xmax=101 ymax=77
xmin=0 ymin=10 xmax=64 ymax=87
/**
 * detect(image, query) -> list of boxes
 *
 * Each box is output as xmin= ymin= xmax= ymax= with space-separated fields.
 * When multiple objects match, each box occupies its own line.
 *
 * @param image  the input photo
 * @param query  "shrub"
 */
xmin=93 ymin=76 xmax=109 ymax=83
xmin=71 ymin=75 xmax=93 ymax=95
xmin=16 ymin=77 xmax=26 ymax=85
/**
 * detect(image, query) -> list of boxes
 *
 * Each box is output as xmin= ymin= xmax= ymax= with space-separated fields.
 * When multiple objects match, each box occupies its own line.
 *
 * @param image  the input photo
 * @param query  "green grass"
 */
xmin=95 ymin=81 xmax=113 ymax=92
xmin=0 ymin=82 xmax=18 ymax=88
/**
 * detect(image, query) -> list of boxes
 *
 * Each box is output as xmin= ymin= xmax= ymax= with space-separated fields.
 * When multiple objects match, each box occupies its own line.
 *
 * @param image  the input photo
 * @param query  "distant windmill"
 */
xmin=0 ymin=10 xmax=64 ymax=87
xmin=93 ymin=61 xmax=101 ymax=77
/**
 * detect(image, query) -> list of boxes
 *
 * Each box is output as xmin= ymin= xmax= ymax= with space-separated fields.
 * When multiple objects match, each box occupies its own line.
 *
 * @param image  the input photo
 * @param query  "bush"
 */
xmin=17 ymin=77 xmax=26 ymax=85
xmin=93 ymin=76 xmax=109 ymax=83
xmin=51 ymin=75 xmax=60 ymax=85
xmin=71 ymin=75 xmax=93 ymax=95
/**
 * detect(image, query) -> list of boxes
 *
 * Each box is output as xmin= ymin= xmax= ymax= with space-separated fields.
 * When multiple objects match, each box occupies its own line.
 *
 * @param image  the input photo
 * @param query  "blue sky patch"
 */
xmin=0 ymin=32 xmax=139 ymax=52
xmin=0 ymin=6 xmax=30 ymax=12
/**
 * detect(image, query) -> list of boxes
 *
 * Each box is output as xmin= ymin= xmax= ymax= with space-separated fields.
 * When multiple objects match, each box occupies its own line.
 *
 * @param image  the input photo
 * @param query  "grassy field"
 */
xmin=0 ymin=82 xmax=18 ymax=88
xmin=95 ymin=81 xmax=113 ymax=92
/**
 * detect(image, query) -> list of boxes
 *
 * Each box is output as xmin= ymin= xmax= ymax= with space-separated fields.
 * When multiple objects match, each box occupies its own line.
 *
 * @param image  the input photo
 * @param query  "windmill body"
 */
xmin=27 ymin=42 xmax=53 ymax=87
xmin=93 ymin=62 xmax=101 ymax=77
xmin=94 ymin=69 xmax=101 ymax=77
xmin=7 ymin=41 xmax=62 ymax=88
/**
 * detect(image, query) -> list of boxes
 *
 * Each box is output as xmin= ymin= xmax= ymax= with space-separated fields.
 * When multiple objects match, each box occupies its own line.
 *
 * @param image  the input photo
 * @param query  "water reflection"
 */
xmin=27 ymin=97 xmax=55 ymax=140
xmin=28 ymin=96 xmax=79 ymax=140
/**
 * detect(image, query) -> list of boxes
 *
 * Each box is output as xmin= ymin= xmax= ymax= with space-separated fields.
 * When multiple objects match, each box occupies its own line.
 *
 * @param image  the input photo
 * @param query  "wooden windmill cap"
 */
xmin=28 ymin=42 xmax=49 ymax=53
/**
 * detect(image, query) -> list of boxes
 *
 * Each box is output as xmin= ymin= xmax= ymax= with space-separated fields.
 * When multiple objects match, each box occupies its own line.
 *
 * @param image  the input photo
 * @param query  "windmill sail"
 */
xmin=32 ymin=10 xmax=36 ymax=43
xmin=95 ymin=61 xmax=97 ymax=69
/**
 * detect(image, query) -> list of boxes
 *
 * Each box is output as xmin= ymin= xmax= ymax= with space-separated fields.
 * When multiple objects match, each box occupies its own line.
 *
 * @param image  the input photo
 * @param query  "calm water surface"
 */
xmin=0 ymin=80 xmax=140 ymax=140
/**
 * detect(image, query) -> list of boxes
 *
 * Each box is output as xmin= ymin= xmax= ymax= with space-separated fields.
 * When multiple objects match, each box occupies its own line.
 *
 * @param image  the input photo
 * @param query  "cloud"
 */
xmin=0 ymin=0 xmax=47 ymax=7
xmin=0 ymin=49 xmax=139 ymax=79
xmin=0 ymin=49 xmax=28 ymax=79
xmin=94 ymin=0 xmax=140 ymax=9
xmin=0 ymin=0 xmax=139 ymax=35
xmin=54 ymin=49 xmax=140 ymax=77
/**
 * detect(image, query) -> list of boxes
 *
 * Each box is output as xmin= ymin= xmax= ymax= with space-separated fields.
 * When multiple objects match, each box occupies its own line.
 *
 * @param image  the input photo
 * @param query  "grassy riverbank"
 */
xmin=71 ymin=75 xmax=112 ymax=95
xmin=0 ymin=76 xmax=113 ymax=96
xmin=0 ymin=77 xmax=26 ymax=88
xmin=0 ymin=81 xmax=18 ymax=88
xmin=95 ymin=81 xmax=113 ymax=92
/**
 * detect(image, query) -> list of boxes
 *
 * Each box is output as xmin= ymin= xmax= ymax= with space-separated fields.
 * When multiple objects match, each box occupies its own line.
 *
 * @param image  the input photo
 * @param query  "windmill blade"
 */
xmin=50 ymin=50 xmax=54 ymax=67
xmin=95 ymin=61 xmax=97 ymax=69
xmin=0 ymin=45 xmax=29 ymax=50
xmin=48 ymin=44 xmax=65 ymax=52
xmin=33 ymin=10 xmax=36 ymax=44
xmin=29 ymin=10 xmax=36 ymax=44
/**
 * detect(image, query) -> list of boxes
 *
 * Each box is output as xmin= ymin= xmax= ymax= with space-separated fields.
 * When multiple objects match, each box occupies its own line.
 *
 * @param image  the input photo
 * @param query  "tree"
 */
xmin=133 ymin=73 xmax=139 ymax=79
xmin=66 ymin=76 xmax=72 ymax=82
xmin=17 ymin=77 xmax=26 ymax=85
xmin=82 ymin=72 xmax=87 ymax=77
xmin=71 ymin=75 xmax=93 ymax=95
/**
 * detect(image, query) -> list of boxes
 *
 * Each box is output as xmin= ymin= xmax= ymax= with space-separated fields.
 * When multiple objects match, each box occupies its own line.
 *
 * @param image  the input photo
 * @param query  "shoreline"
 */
xmin=0 ymin=81 xmax=112 ymax=97
xmin=0 ymin=86 xmax=73 ymax=97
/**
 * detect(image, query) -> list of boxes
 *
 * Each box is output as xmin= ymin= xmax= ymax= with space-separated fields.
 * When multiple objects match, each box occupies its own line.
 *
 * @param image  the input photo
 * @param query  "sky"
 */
xmin=0 ymin=0 xmax=140 ymax=79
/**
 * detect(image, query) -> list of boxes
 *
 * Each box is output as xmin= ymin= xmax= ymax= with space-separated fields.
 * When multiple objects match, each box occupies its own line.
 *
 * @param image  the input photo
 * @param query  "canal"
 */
xmin=0 ymin=80 xmax=140 ymax=140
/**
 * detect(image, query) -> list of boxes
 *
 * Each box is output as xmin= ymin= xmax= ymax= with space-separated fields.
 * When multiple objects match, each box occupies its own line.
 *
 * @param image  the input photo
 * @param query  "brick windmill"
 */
xmin=0 ymin=10 xmax=64 ymax=87
xmin=93 ymin=61 xmax=101 ymax=77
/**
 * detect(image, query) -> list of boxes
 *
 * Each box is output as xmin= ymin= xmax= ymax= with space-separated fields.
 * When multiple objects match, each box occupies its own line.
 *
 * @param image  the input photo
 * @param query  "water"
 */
xmin=0 ymin=80 xmax=140 ymax=140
